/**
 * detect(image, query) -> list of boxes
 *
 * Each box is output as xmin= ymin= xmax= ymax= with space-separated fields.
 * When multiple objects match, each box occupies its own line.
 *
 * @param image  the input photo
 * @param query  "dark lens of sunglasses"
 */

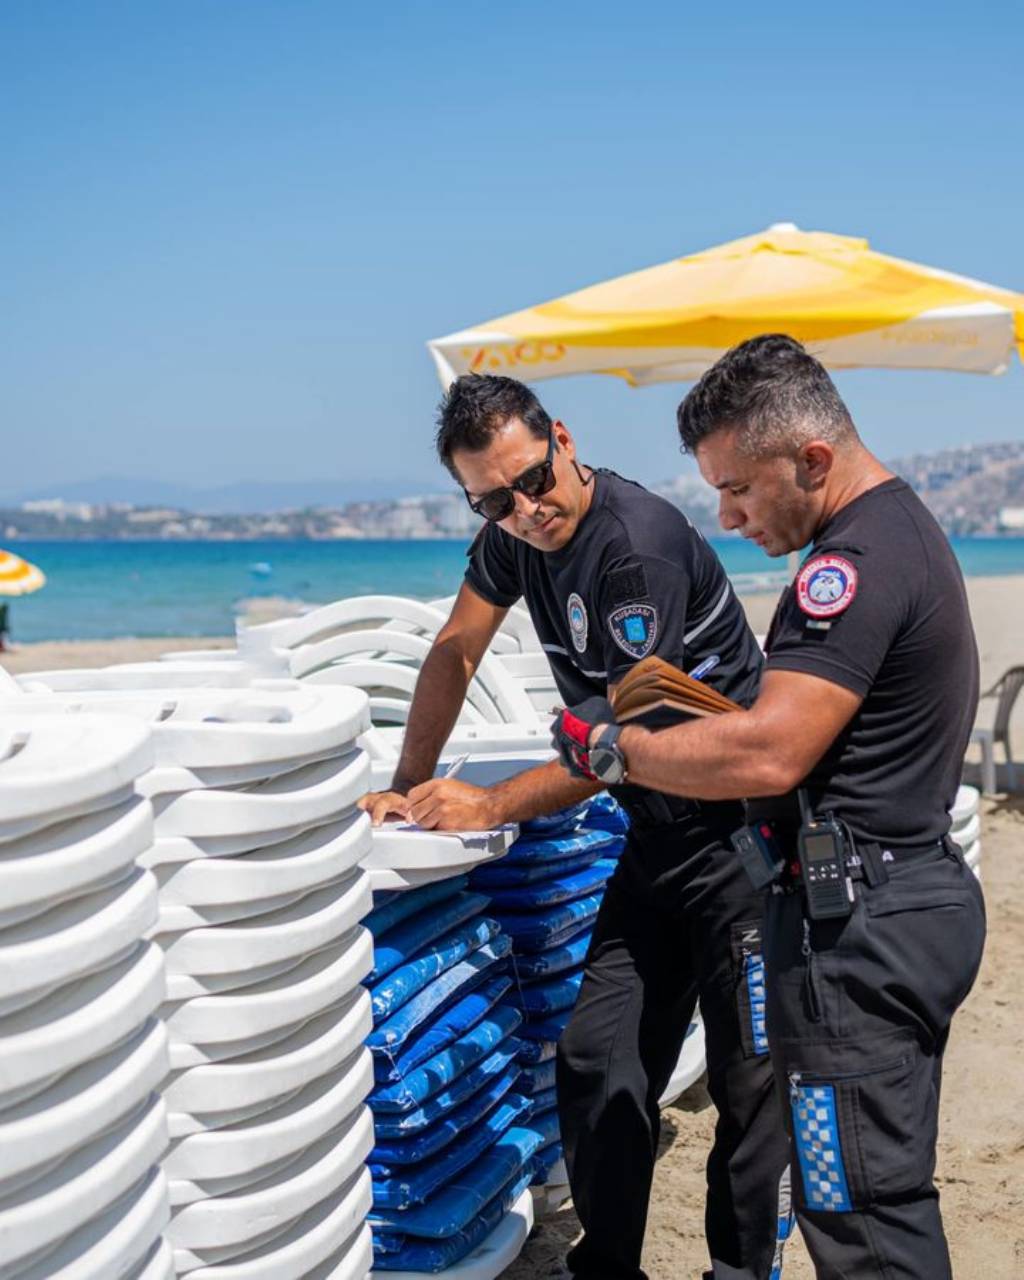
xmin=477 ymin=491 xmax=515 ymax=521
xmin=518 ymin=462 xmax=556 ymax=498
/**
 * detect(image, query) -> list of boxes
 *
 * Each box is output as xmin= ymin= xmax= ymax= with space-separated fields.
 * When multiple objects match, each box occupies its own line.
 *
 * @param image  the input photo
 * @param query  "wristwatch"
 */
xmin=589 ymin=724 xmax=628 ymax=785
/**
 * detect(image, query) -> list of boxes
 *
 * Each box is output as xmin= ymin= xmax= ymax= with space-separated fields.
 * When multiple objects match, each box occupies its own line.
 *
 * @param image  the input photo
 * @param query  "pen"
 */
xmin=441 ymin=753 xmax=470 ymax=780
xmin=688 ymin=654 xmax=720 ymax=682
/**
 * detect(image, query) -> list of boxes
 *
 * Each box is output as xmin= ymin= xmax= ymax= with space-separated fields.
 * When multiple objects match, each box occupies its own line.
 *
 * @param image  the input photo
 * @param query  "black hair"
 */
xmin=676 ymin=334 xmax=856 ymax=457
xmin=435 ymin=374 xmax=551 ymax=478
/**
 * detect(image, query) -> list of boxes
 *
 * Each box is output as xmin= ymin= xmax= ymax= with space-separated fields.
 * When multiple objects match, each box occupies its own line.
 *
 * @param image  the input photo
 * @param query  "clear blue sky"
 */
xmin=2 ymin=0 xmax=1021 ymax=501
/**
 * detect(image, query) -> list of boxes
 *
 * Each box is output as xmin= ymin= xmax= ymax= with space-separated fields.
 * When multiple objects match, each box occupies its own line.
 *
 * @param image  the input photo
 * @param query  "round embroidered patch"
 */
xmin=795 ymin=555 xmax=858 ymax=619
xmin=567 ymin=592 xmax=589 ymax=653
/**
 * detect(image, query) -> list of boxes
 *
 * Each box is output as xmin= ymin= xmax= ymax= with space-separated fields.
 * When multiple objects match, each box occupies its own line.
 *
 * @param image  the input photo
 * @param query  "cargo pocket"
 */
xmin=730 ymin=919 xmax=769 ymax=1057
xmin=785 ymin=1028 xmax=927 ymax=1212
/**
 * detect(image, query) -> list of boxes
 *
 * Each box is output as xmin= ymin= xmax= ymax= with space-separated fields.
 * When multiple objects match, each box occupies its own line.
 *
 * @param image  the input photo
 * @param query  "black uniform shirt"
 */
xmin=754 ymin=477 xmax=979 ymax=846
xmin=465 ymin=469 xmax=762 ymax=714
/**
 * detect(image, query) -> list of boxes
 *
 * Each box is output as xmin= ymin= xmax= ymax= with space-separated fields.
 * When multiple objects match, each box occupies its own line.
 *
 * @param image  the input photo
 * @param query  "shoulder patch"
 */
xmin=607 ymin=563 xmax=649 ymax=607
xmin=566 ymin=592 xmax=589 ymax=653
xmin=607 ymin=603 xmax=658 ymax=659
xmin=795 ymin=555 xmax=858 ymax=619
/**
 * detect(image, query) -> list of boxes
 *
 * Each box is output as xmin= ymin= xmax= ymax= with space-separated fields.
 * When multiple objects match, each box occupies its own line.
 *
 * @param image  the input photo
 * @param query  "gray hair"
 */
xmin=677 ymin=334 xmax=858 ymax=458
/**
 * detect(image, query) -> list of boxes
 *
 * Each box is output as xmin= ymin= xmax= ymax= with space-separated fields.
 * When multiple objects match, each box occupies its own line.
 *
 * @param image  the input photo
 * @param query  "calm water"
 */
xmin=4 ymin=537 xmax=1023 ymax=643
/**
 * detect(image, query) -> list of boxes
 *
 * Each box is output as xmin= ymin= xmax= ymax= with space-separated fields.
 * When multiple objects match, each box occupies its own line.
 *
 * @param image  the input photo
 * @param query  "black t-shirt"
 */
xmin=751 ymin=477 xmax=979 ymax=846
xmin=464 ymin=469 xmax=763 ymax=713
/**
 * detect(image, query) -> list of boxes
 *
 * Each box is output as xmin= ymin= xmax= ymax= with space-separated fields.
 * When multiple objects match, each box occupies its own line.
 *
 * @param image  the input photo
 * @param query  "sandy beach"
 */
xmin=2 ymin=579 xmax=1022 ymax=1277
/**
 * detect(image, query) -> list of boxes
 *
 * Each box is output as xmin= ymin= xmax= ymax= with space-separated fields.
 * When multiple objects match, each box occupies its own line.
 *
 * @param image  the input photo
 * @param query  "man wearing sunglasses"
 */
xmin=359 ymin=374 xmax=790 ymax=1280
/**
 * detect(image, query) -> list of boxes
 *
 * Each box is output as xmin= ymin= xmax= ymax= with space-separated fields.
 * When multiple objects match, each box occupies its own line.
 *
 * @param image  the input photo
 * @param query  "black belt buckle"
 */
xmin=731 ymin=821 xmax=785 ymax=890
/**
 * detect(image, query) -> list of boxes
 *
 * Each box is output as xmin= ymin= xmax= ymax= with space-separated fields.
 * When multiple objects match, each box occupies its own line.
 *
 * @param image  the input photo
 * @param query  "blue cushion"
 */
xmin=470 ymin=846 xmax=601 ymax=888
xmin=531 ymin=1140 xmax=565 ymax=1184
xmin=530 ymin=1085 xmax=557 ymax=1117
xmin=367 ymin=937 xmax=512 ymax=1060
xmin=369 ymin=1127 xmax=542 ymax=1237
xmin=366 ymin=876 xmax=470 ymax=938
xmin=512 ymin=928 xmax=593 ymax=981
xmin=369 ymin=1004 xmax=523 ymax=1112
xmin=494 ymin=891 xmax=604 ymax=952
xmin=516 ymin=1037 xmax=558 ymax=1065
xmin=519 ymin=801 xmax=591 ymax=836
xmin=368 ymin=891 xmax=493 ymax=982
xmin=370 ymin=1063 xmax=521 ymax=1167
xmin=484 ymin=859 xmax=615 ymax=912
xmin=584 ymin=792 xmax=631 ymax=834
xmin=507 ymin=966 xmax=584 ymax=1015
xmin=516 ymin=1006 xmax=574 ymax=1042
xmin=371 ymin=1091 xmax=533 ymax=1209
xmin=371 ymin=1165 xmax=535 ymax=1272
xmin=498 ymin=828 xmax=618 ymax=866
xmin=371 ymin=1041 xmax=523 ymax=1138
xmin=370 ymin=916 xmax=501 ymax=1024
xmin=528 ymin=1105 xmax=561 ymax=1149
xmin=374 ymin=975 xmax=512 ymax=1084
xmin=517 ymin=1058 xmax=557 ymax=1096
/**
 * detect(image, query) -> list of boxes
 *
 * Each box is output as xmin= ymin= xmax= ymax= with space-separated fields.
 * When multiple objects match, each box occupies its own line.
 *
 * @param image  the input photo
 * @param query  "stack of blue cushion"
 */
xmin=469 ymin=794 xmax=629 ymax=1186
xmin=363 ymin=876 xmax=541 ymax=1272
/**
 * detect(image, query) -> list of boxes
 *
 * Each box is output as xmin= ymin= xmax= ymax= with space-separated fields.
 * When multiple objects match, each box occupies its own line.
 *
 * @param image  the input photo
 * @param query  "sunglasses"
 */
xmin=464 ymin=427 xmax=557 ymax=522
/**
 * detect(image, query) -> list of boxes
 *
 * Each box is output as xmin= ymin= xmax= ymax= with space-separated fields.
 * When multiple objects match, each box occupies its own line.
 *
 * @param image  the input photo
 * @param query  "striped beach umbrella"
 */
xmin=0 ymin=549 xmax=46 ymax=597
xmin=428 ymin=223 xmax=1024 ymax=387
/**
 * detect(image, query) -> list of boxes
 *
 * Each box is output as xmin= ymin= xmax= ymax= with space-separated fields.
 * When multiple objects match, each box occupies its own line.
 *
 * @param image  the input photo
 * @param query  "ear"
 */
xmin=800 ymin=440 xmax=834 ymax=486
xmin=553 ymin=420 xmax=575 ymax=458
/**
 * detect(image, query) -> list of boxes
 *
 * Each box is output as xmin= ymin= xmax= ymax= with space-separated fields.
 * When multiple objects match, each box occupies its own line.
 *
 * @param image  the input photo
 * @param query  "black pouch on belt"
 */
xmin=731 ymin=820 xmax=785 ymax=890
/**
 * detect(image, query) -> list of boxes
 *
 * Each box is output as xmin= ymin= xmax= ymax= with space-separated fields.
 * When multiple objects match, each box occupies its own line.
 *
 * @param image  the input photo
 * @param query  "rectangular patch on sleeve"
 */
xmin=607 ymin=563 xmax=648 ymax=606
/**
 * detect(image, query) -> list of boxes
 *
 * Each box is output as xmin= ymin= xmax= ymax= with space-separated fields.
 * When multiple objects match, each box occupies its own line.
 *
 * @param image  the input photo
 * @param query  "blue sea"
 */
xmin=4 ymin=537 xmax=1023 ymax=644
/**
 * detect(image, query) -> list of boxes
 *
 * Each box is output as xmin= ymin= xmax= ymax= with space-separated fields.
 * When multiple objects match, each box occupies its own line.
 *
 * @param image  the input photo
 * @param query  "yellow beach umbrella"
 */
xmin=427 ymin=223 xmax=1024 ymax=388
xmin=0 ymin=549 xmax=46 ymax=597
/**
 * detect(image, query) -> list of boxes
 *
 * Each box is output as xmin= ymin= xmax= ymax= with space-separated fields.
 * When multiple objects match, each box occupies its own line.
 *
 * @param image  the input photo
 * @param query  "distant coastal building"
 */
xmin=998 ymin=507 xmax=1024 ymax=531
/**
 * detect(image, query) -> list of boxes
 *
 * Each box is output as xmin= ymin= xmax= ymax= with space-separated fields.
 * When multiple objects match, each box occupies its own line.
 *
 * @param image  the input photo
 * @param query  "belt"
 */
xmin=612 ymin=785 xmax=702 ymax=829
xmin=769 ymin=824 xmax=953 ymax=890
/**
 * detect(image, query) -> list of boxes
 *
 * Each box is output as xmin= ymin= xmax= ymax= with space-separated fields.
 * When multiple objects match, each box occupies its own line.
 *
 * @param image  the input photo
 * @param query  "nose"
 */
xmin=513 ymin=489 xmax=544 ymax=519
xmin=718 ymin=492 xmax=744 ymax=532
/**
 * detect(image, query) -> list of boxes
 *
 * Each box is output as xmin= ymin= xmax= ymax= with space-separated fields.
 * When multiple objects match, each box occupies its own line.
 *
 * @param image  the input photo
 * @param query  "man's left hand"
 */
xmin=404 ymin=778 xmax=502 ymax=831
xmin=551 ymin=696 xmax=616 ymax=779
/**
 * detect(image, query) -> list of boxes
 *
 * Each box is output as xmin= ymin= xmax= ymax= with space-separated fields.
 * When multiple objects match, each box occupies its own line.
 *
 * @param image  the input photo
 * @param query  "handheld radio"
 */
xmin=796 ymin=791 xmax=853 ymax=920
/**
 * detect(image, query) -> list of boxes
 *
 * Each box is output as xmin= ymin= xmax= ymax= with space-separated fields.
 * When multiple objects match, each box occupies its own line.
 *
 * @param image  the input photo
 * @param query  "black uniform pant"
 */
xmin=763 ymin=841 xmax=986 ymax=1279
xmin=557 ymin=804 xmax=792 ymax=1280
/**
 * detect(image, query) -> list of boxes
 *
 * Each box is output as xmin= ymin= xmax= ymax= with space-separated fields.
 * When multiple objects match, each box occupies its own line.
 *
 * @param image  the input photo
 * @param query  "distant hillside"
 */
xmin=885 ymin=441 xmax=1024 ymax=535
xmin=654 ymin=440 xmax=1024 ymax=537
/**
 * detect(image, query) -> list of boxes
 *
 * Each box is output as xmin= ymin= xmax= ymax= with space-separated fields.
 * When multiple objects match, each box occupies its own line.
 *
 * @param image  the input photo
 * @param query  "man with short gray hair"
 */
xmin=553 ymin=334 xmax=987 ymax=1279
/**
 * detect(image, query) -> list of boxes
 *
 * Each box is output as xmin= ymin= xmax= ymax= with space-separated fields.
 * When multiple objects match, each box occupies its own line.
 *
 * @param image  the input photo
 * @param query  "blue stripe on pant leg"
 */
xmin=769 ymin=1164 xmax=795 ymax=1279
xmin=791 ymin=1083 xmax=853 ymax=1213
xmin=745 ymin=953 xmax=769 ymax=1054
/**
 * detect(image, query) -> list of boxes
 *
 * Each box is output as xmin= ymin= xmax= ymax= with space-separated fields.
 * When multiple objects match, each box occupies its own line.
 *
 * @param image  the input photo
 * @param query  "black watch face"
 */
xmin=591 ymin=745 xmax=625 ymax=785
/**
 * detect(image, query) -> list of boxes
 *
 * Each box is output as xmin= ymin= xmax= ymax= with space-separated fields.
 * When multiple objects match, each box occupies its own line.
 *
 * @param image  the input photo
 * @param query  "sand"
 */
xmin=1 ymin=580 xmax=1022 ymax=1277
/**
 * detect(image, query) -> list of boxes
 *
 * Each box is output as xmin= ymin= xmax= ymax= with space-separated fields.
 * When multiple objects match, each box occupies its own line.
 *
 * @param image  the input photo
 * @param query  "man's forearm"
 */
xmin=618 ymin=711 xmax=787 ymax=801
xmin=487 ymin=759 xmax=605 ymax=825
xmin=391 ymin=640 xmax=475 ymax=791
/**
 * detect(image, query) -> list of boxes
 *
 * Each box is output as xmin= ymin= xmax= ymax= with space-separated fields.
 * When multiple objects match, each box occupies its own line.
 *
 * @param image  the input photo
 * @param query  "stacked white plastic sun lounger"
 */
xmin=0 ymin=713 xmax=173 ymax=1280
xmin=951 ymin=784 xmax=982 ymax=878
xmin=3 ymin=682 xmax=381 ymax=1279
